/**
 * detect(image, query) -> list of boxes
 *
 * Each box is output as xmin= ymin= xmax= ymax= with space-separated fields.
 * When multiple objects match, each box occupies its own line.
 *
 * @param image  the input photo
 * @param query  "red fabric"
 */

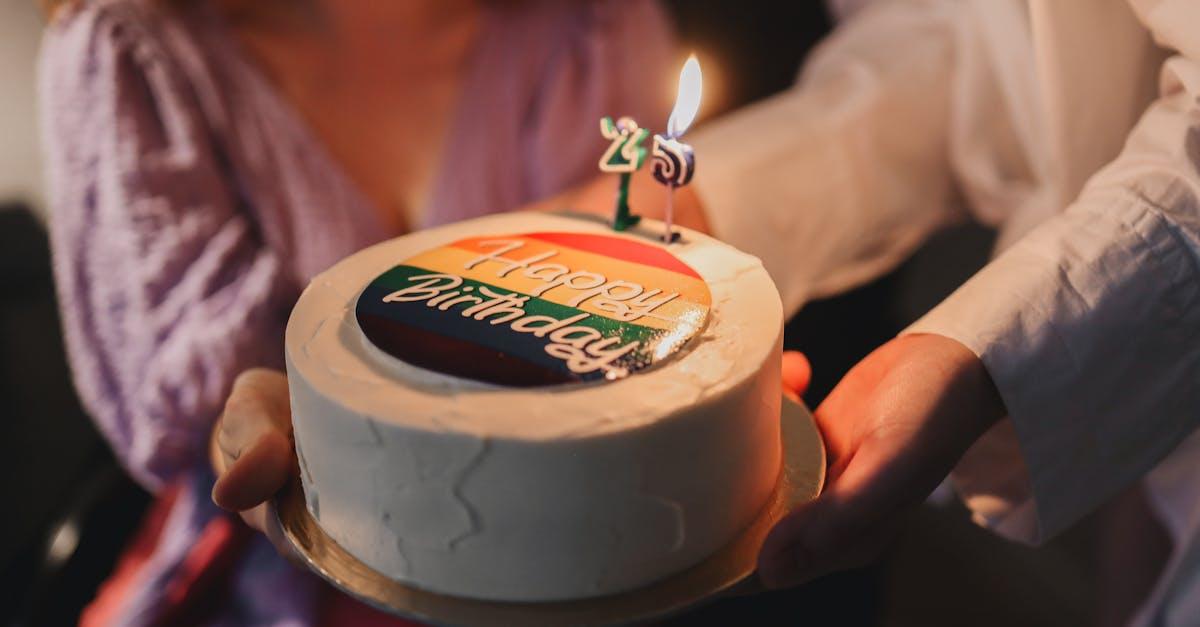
xmin=153 ymin=512 xmax=251 ymax=627
xmin=82 ymin=479 xmax=425 ymax=627
xmin=81 ymin=481 xmax=252 ymax=627
xmin=81 ymin=484 xmax=182 ymax=627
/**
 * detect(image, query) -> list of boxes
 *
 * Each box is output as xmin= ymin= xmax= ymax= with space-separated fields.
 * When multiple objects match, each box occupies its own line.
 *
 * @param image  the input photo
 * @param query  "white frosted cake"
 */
xmin=285 ymin=211 xmax=783 ymax=602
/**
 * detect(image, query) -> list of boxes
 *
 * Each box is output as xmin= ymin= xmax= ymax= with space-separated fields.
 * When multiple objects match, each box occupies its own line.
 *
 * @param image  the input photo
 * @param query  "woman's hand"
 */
xmin=210 ymin=368 xmax=296 ymax=556
xmin=758 ymin=334 xmax=1007 ymax=588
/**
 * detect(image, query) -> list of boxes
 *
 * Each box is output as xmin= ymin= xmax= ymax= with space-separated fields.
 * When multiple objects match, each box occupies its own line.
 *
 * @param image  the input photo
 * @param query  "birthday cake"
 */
xmin=285 ymin=211 xmax=783 ymax=602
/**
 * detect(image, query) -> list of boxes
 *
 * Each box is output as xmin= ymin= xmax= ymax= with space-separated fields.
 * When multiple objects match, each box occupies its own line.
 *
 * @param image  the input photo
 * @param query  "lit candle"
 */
xmin=652 ymin=55 xmax=703 ymax=243
xmin=598 ymin=116 xmax=650 ymax=231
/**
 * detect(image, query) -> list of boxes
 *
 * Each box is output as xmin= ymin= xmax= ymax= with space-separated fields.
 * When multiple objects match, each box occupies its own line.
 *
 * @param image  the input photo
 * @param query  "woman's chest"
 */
xmin=291 ymin=69 xmax=464 ymax=230
xmin=232 ymin=24 xmax=475 ymax=233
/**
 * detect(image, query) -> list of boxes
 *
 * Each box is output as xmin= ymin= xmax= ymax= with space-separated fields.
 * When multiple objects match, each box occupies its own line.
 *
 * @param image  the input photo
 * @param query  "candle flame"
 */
xmin=666 ymin=55 xmax=702 ymax=138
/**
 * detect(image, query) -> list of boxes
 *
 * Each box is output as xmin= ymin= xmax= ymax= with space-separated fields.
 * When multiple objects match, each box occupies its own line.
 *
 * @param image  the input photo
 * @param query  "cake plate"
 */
xmin=276 ymin=396 xmax=825 ymax=626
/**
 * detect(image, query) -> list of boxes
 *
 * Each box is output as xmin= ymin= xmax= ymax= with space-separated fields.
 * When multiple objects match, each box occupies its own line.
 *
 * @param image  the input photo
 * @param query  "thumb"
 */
xmin=213 ymin=428 xmax=294 ymax=512
xmin=211 ymin=369 xmax=295 ymax=512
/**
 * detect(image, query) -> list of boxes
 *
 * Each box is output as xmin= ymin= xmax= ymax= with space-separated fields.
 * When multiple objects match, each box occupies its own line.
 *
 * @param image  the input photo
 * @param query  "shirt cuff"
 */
xmin=905 ymin=188 xmax=1200 ymax=542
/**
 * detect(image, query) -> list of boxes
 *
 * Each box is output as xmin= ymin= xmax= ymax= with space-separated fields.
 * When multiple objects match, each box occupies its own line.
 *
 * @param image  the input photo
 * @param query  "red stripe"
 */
xmin=521 ymin=232 xmax=702 ymax=279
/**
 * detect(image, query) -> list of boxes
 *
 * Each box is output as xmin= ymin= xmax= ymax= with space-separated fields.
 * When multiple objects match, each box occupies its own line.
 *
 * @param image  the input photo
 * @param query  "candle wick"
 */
xmin=664 ymin=182 xmax=676 ymax=243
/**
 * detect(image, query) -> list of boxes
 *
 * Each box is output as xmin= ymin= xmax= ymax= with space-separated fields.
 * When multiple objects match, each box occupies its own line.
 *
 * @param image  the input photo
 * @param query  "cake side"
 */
xmin=285 ymin=211 xmax=783 ymax=601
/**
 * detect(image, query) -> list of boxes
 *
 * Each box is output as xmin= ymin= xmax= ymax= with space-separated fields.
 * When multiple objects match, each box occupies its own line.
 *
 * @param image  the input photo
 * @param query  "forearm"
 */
xmin=691 ymin=0 xmax=971 ymax=315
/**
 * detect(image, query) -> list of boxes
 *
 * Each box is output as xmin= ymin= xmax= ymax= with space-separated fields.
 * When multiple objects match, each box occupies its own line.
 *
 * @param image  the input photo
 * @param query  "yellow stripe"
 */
xmin=404 ymin=246 xmax=709 ymax=331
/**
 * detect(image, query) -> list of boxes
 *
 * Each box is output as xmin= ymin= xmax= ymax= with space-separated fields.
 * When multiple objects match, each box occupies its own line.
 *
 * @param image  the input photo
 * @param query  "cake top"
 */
xmin=353 ymin=231 xmax=712 ymax=387
xmin=286 ymin=212 xmax=781 ymax=440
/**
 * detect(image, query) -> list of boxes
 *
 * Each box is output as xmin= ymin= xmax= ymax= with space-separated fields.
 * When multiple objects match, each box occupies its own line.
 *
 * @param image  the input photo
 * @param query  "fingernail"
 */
xmin=212 ymin=473 xmax=231 ymax=508
xmin=211 ymin=432 xmax=269 ymax=510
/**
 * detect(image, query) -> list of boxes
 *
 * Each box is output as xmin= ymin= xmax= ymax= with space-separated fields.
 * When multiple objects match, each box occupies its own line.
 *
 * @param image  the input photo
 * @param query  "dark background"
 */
xmin=0 ymin=2 xmax=1096 ymax=625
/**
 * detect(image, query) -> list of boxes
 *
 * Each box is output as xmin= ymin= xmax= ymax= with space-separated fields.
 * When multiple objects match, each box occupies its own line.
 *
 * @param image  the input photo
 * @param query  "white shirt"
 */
xmin=692 ymin=1 xmax=1200 ymax=624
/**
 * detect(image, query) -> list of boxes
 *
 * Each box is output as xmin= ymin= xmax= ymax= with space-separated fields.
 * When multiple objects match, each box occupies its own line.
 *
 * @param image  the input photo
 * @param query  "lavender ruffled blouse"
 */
xmin=40 ymin=0 xmax=673 ymax=623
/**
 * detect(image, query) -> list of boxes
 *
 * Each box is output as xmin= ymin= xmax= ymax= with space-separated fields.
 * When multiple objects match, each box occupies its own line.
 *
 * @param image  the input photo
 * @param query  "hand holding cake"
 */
xmin=210 ymin=369 xmax=297 ymax=558
xmin=758 ymin=334 xmax=1005 ymax=588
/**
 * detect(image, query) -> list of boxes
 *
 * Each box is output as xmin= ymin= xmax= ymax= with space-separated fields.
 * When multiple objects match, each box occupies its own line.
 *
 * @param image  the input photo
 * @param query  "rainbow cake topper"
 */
xmin=355 ymin=232 xmax=711 ymax=387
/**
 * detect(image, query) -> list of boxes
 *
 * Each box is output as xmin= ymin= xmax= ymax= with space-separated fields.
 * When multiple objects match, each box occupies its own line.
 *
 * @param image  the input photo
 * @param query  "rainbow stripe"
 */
xmin=355 ymin=233 xmax=711 ymax=387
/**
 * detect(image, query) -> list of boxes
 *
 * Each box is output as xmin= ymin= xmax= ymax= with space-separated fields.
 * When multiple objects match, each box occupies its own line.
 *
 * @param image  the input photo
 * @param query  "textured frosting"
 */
xmin=285 ymin=212 xmax=783 ymax=601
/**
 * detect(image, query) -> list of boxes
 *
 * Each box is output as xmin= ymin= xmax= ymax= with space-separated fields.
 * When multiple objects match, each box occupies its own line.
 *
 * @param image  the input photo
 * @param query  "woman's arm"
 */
xmin=43 ymin=4 xmax=296 ymax=491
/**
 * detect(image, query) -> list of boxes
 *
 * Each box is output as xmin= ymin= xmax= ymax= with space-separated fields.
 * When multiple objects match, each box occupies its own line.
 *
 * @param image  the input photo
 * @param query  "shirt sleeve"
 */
xmin=41 ymin=5 xmax=296 ymax=491
xmin=907 ymin=54 xmax=1200 ymax=542
xmin=691 ymin=0 xmax=972 ymax=315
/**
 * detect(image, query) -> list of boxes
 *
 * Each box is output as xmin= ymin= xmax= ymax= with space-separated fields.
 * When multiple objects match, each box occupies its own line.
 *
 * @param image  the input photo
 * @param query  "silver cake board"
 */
xmin=276 ymin=396 xmax=826 ymax=626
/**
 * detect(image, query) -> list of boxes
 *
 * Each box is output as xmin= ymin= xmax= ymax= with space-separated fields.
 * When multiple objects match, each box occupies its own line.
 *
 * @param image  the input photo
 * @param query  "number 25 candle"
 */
xmin=598 ymin=116 xmax=650 ymax=232
xmin=652 ymin=55 xmax=702 ymax=243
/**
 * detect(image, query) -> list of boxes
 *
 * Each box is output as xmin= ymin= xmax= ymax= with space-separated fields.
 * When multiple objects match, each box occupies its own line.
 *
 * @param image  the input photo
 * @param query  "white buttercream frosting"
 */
xmin=286 ymin=212 xmax=783 ymax=601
